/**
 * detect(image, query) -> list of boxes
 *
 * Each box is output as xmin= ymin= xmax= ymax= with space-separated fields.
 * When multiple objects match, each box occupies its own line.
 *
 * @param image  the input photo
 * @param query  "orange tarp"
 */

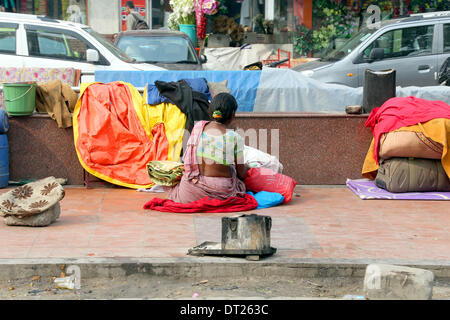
xmin=73 ymin=81 xmax=169 ymax=189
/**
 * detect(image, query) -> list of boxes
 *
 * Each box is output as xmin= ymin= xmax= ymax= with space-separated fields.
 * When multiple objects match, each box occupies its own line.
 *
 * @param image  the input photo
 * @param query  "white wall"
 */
xmin=88 ymin=0 xmax=120 ymax=34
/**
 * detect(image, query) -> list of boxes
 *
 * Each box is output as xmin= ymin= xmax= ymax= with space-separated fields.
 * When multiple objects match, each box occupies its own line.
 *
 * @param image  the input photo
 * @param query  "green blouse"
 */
xmin=196 ymin=130 xmax=244 ymax=166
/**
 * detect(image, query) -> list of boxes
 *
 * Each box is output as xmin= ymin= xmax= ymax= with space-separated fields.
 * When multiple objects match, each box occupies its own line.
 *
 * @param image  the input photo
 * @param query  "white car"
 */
xmin=0 ymin=12 xmax=164 ymax=82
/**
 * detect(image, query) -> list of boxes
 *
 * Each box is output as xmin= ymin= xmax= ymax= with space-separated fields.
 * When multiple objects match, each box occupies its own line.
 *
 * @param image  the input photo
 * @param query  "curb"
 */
xmin=1 ymin=257 xmax=450 ymax=281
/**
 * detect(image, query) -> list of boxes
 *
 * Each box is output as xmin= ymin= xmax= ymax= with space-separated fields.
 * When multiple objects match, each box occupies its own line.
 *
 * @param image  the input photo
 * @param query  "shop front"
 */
xmin=297 ymin=0 xmax=449 ymax=58
xmin=5 ymin=0 xmax=448 ymax=67
xmin=158 ymin=1 xmax=315 ymax=70
xmin=9 ymin=0 xmax=88 ymax=24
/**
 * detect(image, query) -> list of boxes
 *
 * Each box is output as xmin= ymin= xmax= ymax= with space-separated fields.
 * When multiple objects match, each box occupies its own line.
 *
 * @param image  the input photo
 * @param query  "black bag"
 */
xmin=132 ymin=13 xmax=149 ymax=30
xmin=135 ymin=20 xmax=149 ymax=30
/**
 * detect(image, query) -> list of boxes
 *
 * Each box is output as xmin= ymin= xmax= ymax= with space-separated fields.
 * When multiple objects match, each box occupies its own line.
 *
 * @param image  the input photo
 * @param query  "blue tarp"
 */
xmin=95 ymin=70 xmax=262 ymax=112
xmin=95 ymin=69 xmax=450 ymax=112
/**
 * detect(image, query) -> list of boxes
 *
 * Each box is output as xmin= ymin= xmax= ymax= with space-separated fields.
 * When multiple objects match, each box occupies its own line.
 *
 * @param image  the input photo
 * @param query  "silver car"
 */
xmin=115 ymin=30 xmax=206 ymax=70
xmin=294 ymin=11 xmax=450 ymax=87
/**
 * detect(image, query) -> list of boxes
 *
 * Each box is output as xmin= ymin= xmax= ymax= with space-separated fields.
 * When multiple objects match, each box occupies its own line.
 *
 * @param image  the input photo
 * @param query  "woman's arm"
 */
xmin=236 ymin=163 xmax=249 ymax=180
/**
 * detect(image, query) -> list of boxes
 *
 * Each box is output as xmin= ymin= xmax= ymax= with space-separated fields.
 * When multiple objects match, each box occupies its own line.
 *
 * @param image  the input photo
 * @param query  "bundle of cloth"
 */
xmin=147 ymin=161 xmax=184 ymax=187
xmin=362 ymin=96 xmax=450 ymax=193
xmin=35 ymin=79 xmax=78 ymax=128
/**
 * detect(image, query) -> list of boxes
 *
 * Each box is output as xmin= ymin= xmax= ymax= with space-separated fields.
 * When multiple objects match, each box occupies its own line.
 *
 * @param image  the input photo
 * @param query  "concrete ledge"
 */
xmin=1 ymin=258 xmax=449 ymax=281
xmin=8 ymin=113 xmax=372 ymax=185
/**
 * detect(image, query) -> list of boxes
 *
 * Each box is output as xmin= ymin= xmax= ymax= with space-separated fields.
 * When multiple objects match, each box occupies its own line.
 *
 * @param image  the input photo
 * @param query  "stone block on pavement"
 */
xmin=363 ymin=264 xmax=434 ymax=300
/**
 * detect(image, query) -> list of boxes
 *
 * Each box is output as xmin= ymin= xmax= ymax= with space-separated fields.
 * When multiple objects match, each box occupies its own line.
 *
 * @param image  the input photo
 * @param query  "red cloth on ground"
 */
xmin=143 ymin=194 xmax=258 ymax=213
xmin=365 ymin=96 xmax=450 ymax=164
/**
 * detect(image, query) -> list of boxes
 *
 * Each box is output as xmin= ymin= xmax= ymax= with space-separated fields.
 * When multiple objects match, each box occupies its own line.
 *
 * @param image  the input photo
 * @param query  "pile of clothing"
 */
xmin=74 ymin=78 xmax=231 ymax=189
xmin=362 ymin=96 xmax=450 ymax=193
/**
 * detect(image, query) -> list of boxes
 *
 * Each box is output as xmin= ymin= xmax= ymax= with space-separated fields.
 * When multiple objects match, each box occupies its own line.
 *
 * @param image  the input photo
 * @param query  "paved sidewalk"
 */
xmin=0 ymin=185 xmax=448 ymax=264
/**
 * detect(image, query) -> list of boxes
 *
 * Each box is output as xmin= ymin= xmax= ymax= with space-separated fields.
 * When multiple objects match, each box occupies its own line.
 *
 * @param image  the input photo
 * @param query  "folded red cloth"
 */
xmin=143 ymin=194 xmax=258 ymax=213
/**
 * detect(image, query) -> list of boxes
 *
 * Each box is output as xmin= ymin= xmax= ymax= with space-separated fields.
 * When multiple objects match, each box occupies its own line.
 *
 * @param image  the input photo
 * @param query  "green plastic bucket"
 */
xmin=3 ymin=82 xmax=36 ymax=116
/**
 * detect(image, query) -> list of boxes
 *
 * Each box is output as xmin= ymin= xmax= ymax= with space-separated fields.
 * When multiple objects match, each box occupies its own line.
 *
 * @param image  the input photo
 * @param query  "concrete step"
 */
xmin=1 ymin=257 xmax=449 ymax=281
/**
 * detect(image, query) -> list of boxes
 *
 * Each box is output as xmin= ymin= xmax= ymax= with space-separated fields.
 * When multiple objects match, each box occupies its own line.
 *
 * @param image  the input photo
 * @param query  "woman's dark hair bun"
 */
xmin=210 ymin=93 xmax=238 ymax=124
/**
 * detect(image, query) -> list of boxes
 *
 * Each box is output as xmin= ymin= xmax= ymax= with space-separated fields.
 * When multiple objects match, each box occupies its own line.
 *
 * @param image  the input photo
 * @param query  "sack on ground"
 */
xmin=379 ymin=131 xmax=443 ymax=160
xmin=244 ymin=167 xmax=296 ymax=203
xmin=375 ymin=157 xmax=450 ymax=193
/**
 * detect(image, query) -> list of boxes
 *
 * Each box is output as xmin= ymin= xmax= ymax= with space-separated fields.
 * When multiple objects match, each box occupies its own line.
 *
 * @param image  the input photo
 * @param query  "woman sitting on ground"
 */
xmin=166 ymin=93 xmax=248 ymax=203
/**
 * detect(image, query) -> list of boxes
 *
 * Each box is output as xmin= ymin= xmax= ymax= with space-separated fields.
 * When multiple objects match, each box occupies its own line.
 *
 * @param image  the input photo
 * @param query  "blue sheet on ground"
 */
xmin=95 ymin=70 xmax=261 ymax=112
xmin=247 ymin=191 xmax=285 ymax=209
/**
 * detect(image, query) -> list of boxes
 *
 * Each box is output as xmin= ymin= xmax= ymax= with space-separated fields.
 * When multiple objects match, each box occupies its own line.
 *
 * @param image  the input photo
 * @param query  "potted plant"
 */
xmin=294 ymin=25 xmax=314 ymax=57
xmin=311 ymin=2 xmax=357 ymax=55
xmin=168 ymin=0 xmax=197 ymax=46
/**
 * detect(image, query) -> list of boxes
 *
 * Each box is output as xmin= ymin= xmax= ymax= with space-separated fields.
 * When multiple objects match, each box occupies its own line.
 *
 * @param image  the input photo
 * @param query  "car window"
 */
xmin=26 ymin=28 xmax=90 ymax=61
xmin=363 ymin=25 xmax=434 ymax=60
xmin=83 ymin=27 xmax=134 ymax=63
xmin=445 ymin=23 xmax=450 ymax=53
xmin=116 ymin=35 xmax=198 ymax=64
xmin=0 ymin=27 xmax=16 ymax=54
xmin=322 ymin=27 xmax=372 ymax=62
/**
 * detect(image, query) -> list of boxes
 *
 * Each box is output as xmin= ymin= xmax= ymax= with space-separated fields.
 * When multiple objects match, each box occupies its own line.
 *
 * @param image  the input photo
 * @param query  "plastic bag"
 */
xmin=247 ymin=191 xmax=284 ymax=209
xmin=54 ymin=276 xmax=75 ymax=290
xmin=244 ymin=145 xmax=283 ymax=173
xmin=244 ymin=168 xmax=297 ymax=203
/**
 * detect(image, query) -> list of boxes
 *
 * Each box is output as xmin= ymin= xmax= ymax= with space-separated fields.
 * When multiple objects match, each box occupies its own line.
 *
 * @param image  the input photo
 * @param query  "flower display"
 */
xmin=168 ymin=0 xmax=196 ymax=30
xmin=202 ymin=0 xmax=218 ymax=15
xmin=195 ymin=0 xmax=207 ymax=40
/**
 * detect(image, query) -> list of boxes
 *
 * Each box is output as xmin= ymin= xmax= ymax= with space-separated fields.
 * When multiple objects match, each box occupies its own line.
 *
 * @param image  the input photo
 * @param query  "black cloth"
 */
xmin=155 ymin=80 xmax=211 ymax=133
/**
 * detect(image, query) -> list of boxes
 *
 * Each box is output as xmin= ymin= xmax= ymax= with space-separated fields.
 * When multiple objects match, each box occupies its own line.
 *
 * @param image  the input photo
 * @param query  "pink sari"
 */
xmin=166 ymin=121 xmax=246 ymax=203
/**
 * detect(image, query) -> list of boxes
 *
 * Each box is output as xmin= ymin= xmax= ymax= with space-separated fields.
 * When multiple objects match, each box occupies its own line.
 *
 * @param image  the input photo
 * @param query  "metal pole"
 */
xmin=119 ymin=0 xmax=123 ymax=32
xmin=250 ymin=0 xmax=254 ymax=31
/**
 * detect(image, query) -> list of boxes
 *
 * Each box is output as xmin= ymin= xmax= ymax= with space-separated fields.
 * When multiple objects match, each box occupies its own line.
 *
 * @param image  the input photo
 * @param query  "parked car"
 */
xmin=294 ymin=11 xmax=450 ymax=87
xmin=0 ymin=12 xmax=164 ymax=82
xmin=114 ymin=30 xmax=206 ymax=70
